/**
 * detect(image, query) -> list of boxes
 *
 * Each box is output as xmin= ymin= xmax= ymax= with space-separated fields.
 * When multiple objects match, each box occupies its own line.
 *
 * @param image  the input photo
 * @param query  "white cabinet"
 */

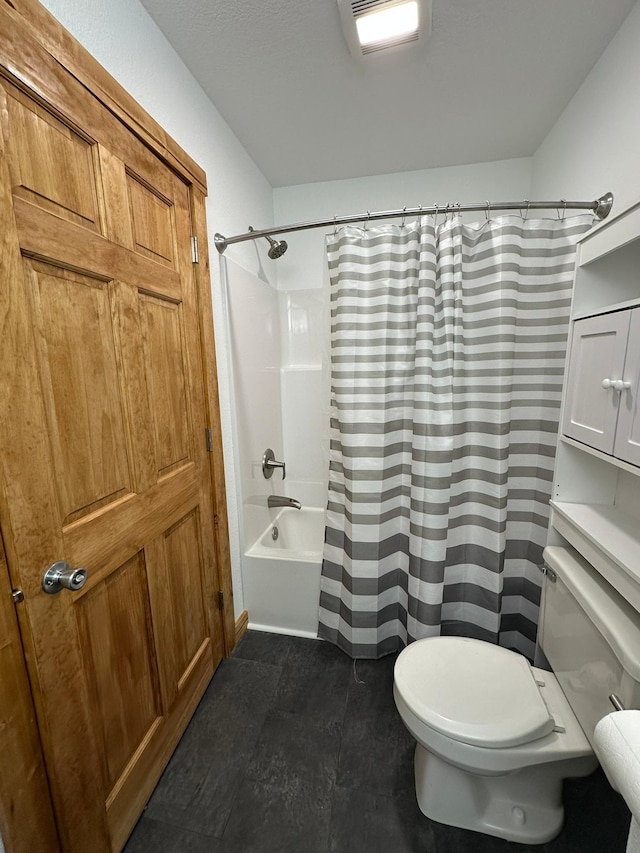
xmin=563 ymin=308 xmax=640 ymax=466
xmin=548 ymin=198 xmax=640 ymax=611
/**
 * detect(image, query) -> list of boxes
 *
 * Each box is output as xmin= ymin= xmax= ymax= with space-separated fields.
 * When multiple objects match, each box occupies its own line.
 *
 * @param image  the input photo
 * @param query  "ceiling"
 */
xmin=138 ymin=0 xmax=636 ymax=188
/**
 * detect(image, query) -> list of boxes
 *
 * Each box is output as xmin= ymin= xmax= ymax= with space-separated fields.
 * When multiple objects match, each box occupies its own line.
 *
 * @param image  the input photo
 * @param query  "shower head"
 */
xmin=265 ymin=234 xmax=288 ymax=259
xmin=244 ymin=226 xmax=289 ymax=259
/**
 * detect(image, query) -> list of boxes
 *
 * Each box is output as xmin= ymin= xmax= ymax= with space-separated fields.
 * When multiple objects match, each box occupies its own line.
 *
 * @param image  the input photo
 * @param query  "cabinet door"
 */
xmin=562 ymin=311 xmax=631 ymax=453
xmin=614 ymin=309 xmax=640 ymax=466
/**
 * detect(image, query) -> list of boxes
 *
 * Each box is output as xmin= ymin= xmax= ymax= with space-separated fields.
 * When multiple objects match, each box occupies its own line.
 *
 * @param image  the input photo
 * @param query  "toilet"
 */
xmin=393 ymin=545 xmax=640 ymax=844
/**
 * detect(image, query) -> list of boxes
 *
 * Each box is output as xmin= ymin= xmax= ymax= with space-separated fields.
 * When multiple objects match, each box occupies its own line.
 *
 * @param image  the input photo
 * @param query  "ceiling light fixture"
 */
xmin=356 ymin=1 xmax=419 ymax=47
xmin=337 ymin=0 xmax=432 ymax=59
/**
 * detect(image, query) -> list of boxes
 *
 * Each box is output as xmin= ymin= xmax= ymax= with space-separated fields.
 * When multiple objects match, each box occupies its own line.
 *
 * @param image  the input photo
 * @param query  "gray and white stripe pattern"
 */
xmin=318 ymin=214 xmax=592 ymax=660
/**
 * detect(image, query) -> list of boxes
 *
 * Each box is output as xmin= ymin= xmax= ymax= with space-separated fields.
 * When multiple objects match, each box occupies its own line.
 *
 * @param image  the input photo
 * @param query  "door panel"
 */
xmin=127 ymin=171 xmax=176 ymax=267
xmin=77 ymin=551 xmax=161 ymax=792
xmin=141 ymin=294 xmax=192 ymax=475
xmin=4 ymin=83 xmax=101 ymax=230
xmin=162 ymin=509 xmax=208 ymax=674
xmin=26 ymin=260 xmax=132 ymax=522
xmin=0 ymin=57 xmax=224 ymax=853
xmin=147 ymin=509 xmax=209 ymax=708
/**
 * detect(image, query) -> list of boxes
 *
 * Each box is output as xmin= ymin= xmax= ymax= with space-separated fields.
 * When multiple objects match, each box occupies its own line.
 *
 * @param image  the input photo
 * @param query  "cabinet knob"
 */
xmin=602 ymin=378 xmax=632 ymax=391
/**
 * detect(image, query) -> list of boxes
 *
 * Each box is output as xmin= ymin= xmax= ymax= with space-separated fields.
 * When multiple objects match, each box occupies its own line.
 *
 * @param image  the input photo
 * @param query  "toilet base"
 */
xmin=414 ymin=744 xmax=592 ymax=844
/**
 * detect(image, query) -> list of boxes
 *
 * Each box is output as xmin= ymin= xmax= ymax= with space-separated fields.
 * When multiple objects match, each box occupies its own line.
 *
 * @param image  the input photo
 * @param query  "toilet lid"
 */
xmin=394 ymin=636 xmax=555 ymax=748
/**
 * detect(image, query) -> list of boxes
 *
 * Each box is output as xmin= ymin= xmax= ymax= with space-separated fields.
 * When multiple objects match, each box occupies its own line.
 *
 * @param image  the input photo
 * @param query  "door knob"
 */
xmin=42 ymin=561 xmax=88 ymax=594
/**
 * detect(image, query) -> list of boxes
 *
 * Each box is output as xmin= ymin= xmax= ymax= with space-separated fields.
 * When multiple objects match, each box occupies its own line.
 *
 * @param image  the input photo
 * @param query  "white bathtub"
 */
xmin=243 ymin=507 xmax=325 ymax=637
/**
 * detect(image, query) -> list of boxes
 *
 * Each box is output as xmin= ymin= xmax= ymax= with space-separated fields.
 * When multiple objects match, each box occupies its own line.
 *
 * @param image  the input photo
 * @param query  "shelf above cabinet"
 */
xmin=550 ymin=500 xmax=640 ymax=612
xmin=560 ymin=436 xmax=640 ymax=477
xmin=572 ymin=199 xmax=640 ymax=318
xmin=578 ymin=198 xmax=640 ymax=267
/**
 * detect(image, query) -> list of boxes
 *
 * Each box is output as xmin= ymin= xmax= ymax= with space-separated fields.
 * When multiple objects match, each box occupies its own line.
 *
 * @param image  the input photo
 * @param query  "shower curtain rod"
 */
xmin=213 ymin=191 xmax=613 ymax=254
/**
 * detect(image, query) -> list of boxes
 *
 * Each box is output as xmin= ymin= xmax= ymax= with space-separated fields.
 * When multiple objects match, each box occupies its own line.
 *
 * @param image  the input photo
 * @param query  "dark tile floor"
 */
xmin=124 ymin=631 xmax=631 ymax=853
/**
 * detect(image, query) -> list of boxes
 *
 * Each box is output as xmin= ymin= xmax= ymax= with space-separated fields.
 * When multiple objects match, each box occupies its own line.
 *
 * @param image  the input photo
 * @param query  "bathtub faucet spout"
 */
xmin=268 ymin=495 xmax=301 ymax=510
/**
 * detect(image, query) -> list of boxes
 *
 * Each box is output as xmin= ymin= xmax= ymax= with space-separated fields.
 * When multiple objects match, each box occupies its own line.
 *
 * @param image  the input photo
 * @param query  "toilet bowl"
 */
xmin=394 ymin=636 xmax=596 ymax=844
xmin=393 ymin=545 xmax=640 ymax=845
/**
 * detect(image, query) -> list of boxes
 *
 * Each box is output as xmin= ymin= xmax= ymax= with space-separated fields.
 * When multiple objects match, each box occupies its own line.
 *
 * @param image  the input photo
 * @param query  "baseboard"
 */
xmin=247 ymin=621 xmax=319 ymax=640
xmin=235 ymin=610 xmax=249 ymax=645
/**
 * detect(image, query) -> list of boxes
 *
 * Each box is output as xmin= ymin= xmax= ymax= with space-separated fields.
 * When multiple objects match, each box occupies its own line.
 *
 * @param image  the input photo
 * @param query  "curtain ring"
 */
xmin=485 ymin=200 xmax=491 ymax=222
xmin=522 ymin=200 xmax=529 ymax=221
xmin=457 ymin=202 xmax=462 ymax=219
xmin=333 ymin=215 xmax=338 ymax=235
xmin=561 ymin=198 xmax=567 ymax=221
xmin=401 ymin=205 xmax=407 ymax=227
xmin=364 ymin=210 xmax=370 ymax=231
xmin=432 ymin=203 xmax=437 ymax=226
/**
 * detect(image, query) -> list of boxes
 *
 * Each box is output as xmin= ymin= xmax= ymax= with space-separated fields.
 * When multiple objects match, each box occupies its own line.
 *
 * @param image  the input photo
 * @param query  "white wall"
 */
xmin=274 ymin=157 xmax=532 ymax=293
xmin=39 ymin=0 xmax=278 ymax=614
xmin=273 ymin=157 xmax=533 ymax=499
xmin=532 ymin=0 xmax=640 ymax=216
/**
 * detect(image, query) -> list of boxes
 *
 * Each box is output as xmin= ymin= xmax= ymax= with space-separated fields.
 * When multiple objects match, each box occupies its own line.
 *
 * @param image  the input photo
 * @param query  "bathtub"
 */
xmin=243 ymin=507 xmax=325 ymax=637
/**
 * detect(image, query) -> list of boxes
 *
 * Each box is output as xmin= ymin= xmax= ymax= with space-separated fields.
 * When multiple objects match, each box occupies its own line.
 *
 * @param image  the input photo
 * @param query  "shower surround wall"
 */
xmin=224 ymin=257 xmax=328 ymax=636
xmin=224 ymin=258 xmax=284 ymax=549
xmin=280 ymin=287 xmax=328 ymax=510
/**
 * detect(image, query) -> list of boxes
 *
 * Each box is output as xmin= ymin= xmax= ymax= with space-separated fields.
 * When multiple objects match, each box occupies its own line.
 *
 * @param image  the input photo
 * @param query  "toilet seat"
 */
xmin=394 ymin=636 xmax=556 ymax=748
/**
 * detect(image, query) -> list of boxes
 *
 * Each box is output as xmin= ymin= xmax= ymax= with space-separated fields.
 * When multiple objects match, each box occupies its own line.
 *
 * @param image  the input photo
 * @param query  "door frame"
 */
xmin=0 ymin=0 xmax=236 ymax=848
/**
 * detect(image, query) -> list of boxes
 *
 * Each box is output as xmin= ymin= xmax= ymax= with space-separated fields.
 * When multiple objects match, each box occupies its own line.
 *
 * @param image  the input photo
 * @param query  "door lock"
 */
xmin=42 ymin=561 xmax=88 ymax=594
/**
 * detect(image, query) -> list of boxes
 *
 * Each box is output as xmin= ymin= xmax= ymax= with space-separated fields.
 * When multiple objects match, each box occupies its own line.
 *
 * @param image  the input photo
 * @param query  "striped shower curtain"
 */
xmin=318 ymin=214 xmax=593 ymax=660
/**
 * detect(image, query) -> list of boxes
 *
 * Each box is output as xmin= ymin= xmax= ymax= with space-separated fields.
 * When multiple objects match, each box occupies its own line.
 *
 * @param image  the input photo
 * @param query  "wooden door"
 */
xmin=0 ymin=51 xmax=225 ymax=853
xmin=562 ymin=311 xmax=630 ymax=453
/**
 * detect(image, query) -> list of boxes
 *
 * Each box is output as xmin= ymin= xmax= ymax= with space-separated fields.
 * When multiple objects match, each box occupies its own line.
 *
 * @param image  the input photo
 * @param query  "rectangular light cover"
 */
xmin=355 ymin=1 xmax=419 ymax=47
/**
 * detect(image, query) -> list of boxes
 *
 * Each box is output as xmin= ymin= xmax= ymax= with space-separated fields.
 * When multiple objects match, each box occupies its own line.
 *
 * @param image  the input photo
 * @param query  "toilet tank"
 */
xmin=539 ymin=545 xmax=640 ymax=746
